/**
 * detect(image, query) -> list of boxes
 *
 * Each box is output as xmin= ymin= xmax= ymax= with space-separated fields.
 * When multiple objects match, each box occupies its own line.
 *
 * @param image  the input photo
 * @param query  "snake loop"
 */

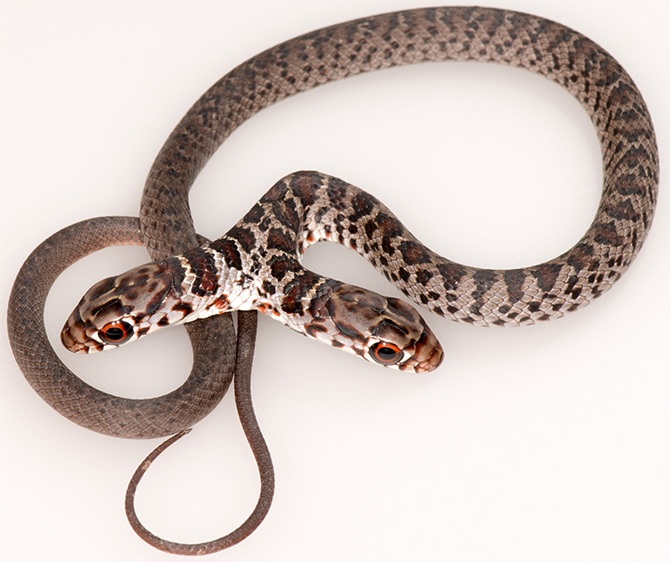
xmin=8 ymin=217 xmax=236 ymax=437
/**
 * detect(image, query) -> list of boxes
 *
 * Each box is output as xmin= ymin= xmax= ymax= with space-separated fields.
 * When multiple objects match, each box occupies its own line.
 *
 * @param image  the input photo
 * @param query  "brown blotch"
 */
xmin=415 ymin=269 xmax=434 ymax=286
xmin=280 ymin=270 xmax=323 ymax=315
xmin=269 ymin=255 xmax=297 ymax=281
xmin=272 ymin=198 xmax=300 ymax=231
xmin=290 ymin=172 xmax=321 ymax=207
xmin=471 ymin=269 xmax=498 ymax=302
xmin=615 ymin=174 xmax=645 ymax=196
xmin=398 ymin=240 xmax=431 ymax=265
xmin=364 ymin=219 xmax=377 ymax=239
xmin=241 ymin=203 xmax=265 ymax=225
xmin=531 ymin=263 xmax=562 ymax=293
xmin=281 ymin=283 xmax=303 ymax=314
xmin=226 ymin=226 xmax=257 ymax=253
xmin=263 ymin=179 xmax=288 ymax=202
xmin=567 ymin=243 xmax=594 ymax=272
xmin=437 ymin=262 xmax=466 ymax=292
xmin=182 ymin=247 xmax=218 ymax=297
xmin=504 ymin=269 xmax=527 ymax=303
xmin=376 ymin=212 xmax=404 ymax=238
xmin=267 ymin=227 xmax=296 ymax=253
xmin=200 ymin=269 xmax=218 ymax=294
xmin=604 ymin=199 xmax=639 ymax=222
xmin=593 ymin=222 xmax=623 ymax=247
xmin=381 ymin=235 xmax=395 ymax=256
xmin=349 ymin=191 xmax=376 ymax=221
xmin=209 ymin=238 xmax=242 ymax=271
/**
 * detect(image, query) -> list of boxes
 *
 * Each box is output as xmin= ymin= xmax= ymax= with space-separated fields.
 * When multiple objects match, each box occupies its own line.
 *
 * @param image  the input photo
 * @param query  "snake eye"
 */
xmin=99 ymin=320 xmax=134 ymax=345
xmin=369 ymin=341 xmax=403 ymax=366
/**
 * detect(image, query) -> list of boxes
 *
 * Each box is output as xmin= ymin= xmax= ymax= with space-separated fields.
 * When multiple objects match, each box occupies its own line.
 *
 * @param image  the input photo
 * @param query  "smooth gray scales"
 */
xmin=8 ymin=6 xmax=658 ymax=556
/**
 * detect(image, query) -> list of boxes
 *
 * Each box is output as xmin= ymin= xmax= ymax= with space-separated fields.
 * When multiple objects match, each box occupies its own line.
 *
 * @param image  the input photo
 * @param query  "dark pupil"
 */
xmin=369 ymin=342 xmax=402 ymax=366
xmin=104 ymin=326 xmax=125 ymax=341
xmin=377 ymin=346 xmax=398 ymax=360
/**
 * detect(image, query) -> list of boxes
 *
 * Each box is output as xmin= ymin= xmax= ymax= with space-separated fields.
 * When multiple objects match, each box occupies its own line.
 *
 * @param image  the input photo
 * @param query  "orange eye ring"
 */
xmin=369 ymin=341 xmax=403 ymax=366
xmin=99 ymin=320 xmax=134 ymax=345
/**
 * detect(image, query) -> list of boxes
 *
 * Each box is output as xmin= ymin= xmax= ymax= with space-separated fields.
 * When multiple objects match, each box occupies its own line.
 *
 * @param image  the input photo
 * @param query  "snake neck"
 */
xmin=167 ymin=178 xmax=444 ymax=368
xmin=168 ymin=172 xmax=411 ymax=333
xmin=171 ymin=166 xmax=650 ymax=331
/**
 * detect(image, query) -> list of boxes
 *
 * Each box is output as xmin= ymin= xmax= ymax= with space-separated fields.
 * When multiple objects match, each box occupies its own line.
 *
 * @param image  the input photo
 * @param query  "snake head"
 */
xmin=301 ymin=283 xmax=443 ymax=373
xmin=61 ymin=260 xmax=185 ymax=353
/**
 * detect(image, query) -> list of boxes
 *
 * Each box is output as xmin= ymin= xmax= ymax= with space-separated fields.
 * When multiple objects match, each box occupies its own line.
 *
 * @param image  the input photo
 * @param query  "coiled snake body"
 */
xmin=8 ymin=5 xmax=658 ymax=555
xmin=61 ymin=7 xmax=658 ymax=369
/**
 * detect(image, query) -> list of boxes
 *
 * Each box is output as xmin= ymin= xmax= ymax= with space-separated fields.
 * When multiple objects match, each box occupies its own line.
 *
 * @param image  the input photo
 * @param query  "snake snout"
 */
xmin=405 ymin=322 xmax=444 ymax=373
xmin=413 ymin=339 xmax=444 ymax=373
xmin=61 ymin=309 xmax=104 ymax=353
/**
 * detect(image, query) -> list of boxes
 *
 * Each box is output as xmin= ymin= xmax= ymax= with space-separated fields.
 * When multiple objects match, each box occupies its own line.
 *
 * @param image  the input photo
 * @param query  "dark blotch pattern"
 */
xmin=208 ymin=238 xmax=243 ymax=271
xmin=182 ymin=246 xmax=219 ymax=296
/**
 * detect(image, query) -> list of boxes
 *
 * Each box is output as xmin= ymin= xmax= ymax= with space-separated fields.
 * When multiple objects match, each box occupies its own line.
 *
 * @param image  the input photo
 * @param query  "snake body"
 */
xmin=7 ymin=6 xmax=658 ymax=554
xmin=61 ymin=8 xmax=657 ymax=371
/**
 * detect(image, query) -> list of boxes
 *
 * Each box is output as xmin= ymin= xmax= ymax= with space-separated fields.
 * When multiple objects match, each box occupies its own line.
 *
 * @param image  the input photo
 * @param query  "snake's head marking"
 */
xmin=61 ymin=261 xmax=185 ymax=353
xmin=303 ymin=283 xmax=443 ymax=373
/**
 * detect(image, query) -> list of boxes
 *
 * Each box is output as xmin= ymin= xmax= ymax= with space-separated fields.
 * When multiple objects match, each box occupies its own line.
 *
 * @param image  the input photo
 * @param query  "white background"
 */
xmin=1 ymin=0 xmax=668 ymax=560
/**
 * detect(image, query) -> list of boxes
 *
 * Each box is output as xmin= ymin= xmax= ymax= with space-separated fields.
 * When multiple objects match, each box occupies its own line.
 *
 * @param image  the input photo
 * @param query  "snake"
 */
xmin=8 ymin=5 xmax=658 ymax=555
